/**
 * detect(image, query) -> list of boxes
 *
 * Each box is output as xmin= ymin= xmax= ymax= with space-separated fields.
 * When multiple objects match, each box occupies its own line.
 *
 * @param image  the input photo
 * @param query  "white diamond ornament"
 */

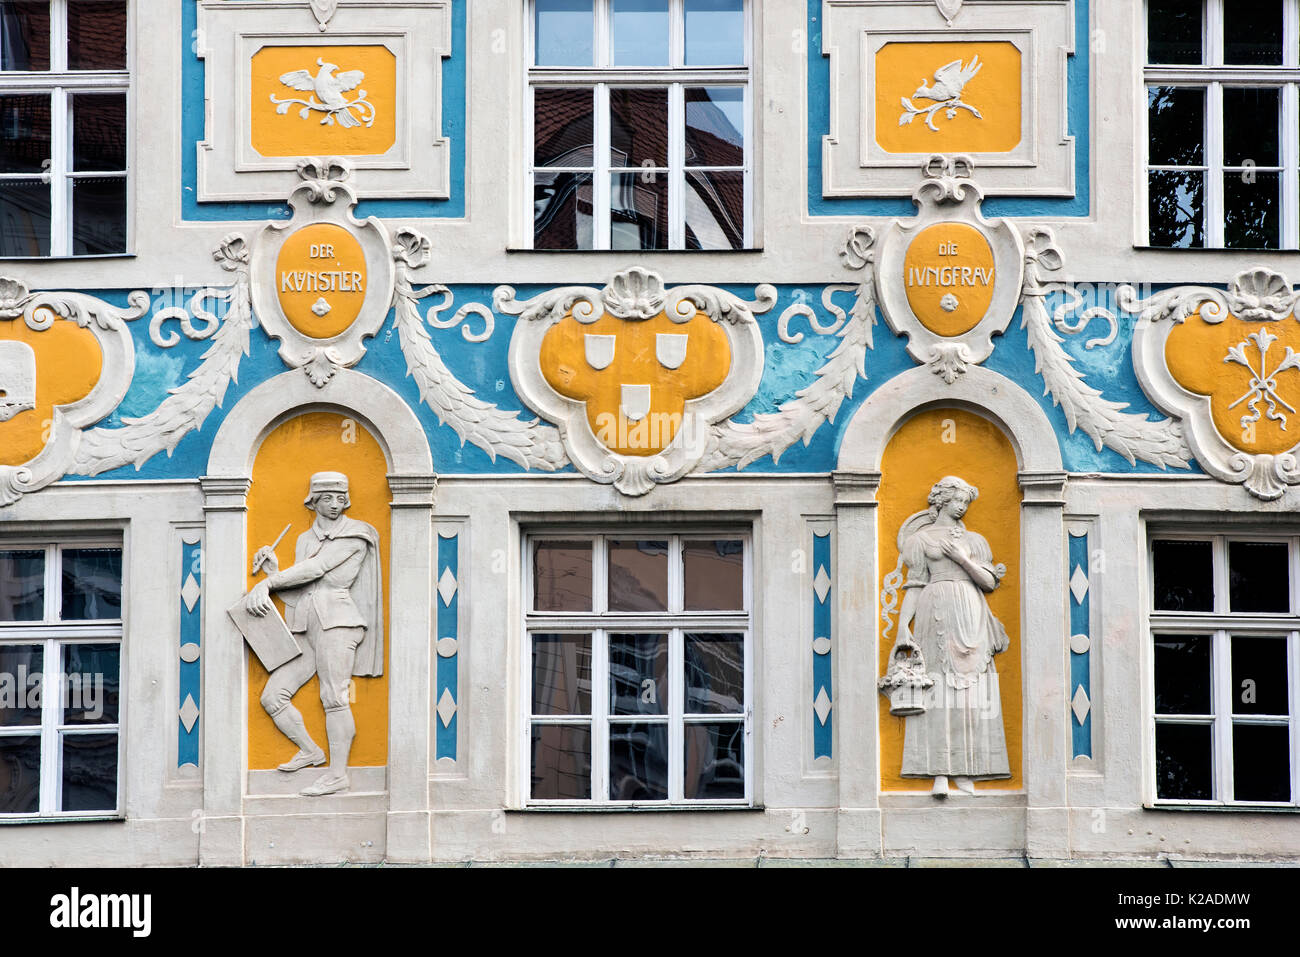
xmin=437 ymin=687 xmax=458 ymax=727
xmin=1071 ymin=685 xmax=1091 ymax=725
xmin=437 ymin=567 xmax=458 ymax=605
xmin=814 ymin=687 xmax=833 ymax=725
xmin=1070 ymin=565 xmax=1089 ymax=604
xmin=813 ymin=566 xmax=832 ymax=603
xmin=179 ymin=694 xmax=200 ymax=733
xmin=181 ymin=573 xmax=202 ymax=612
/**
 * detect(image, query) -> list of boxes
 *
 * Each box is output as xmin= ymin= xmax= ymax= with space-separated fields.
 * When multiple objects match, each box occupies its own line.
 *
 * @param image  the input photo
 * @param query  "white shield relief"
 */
xmin=621 ymin=384 xmax=652 ymax=422
xmin=656 ymin=333 xmax=688 ymax=370
xmin=0 ymin=339 xmax=37 ymax=422
xmin=585 ymin=334 xmax=617 ymax=370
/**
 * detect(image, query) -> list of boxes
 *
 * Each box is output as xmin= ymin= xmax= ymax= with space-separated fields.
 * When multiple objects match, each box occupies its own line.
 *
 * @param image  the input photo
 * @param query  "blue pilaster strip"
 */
xmin=1068 ymin=530 xmax=1092 ymax=759
xmin=436 ymin=533 xmax=459 ymax=760
xmin=812 ymin=532 xmax=833 ymax=759
xmin=178 ymin=540 xmax=202 ymax=768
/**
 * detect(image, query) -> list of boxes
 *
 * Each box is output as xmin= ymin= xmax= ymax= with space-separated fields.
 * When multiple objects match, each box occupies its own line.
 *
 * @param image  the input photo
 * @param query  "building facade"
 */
xmin=1 ymin=0 xmax=1299 ymax=864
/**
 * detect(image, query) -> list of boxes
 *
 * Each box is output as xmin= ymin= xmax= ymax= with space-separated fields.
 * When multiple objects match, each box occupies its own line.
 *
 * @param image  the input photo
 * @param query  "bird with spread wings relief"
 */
xmin=270 ymin=58 xmax=377 ymax=129
xmin=899 ymin=55 xmax=983 ymax=132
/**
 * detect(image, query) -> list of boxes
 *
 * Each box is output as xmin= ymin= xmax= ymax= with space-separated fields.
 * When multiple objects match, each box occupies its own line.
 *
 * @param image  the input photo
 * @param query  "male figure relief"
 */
xmin=243 ymin=472 xmax=383 ymax=796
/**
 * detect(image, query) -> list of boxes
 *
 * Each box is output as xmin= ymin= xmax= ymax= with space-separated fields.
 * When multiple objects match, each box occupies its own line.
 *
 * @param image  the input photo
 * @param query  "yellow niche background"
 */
xmin=247 ymin=411 xmax=390 ymax=769
xmin=877 ymin=408 xmax=1022 ymax=792
xmin=876 ymin=41 xmax=1022 ymax=155
xmin=0 ymin=319 xmax=102 ymax=467
xmin=251 ymin=44 xmax=397 ymax=158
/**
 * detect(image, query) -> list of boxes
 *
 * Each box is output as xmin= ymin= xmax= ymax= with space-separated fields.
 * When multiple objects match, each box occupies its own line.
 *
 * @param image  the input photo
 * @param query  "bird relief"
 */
xmin=271 ymin=58 xmax=377 ymax=129
xmin=899 ymin=56 xmax=983 ymax=132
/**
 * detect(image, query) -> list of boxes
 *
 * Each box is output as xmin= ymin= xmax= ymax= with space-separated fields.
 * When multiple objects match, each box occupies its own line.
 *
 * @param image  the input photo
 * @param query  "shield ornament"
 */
xmin=621 ymin=384 xmax=652 ymax=422
xmin=0 ymin=339 xmax=36 ymax=422
xmin=656 ymin=333 xmax=688 ymax=370
xmin=585 ymin=334 xmax=616 ymax=370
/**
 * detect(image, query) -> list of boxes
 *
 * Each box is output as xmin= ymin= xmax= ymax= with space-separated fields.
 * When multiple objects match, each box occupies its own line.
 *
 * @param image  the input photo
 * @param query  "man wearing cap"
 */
xmin=243 ymin=471 xmax=383 ymax=797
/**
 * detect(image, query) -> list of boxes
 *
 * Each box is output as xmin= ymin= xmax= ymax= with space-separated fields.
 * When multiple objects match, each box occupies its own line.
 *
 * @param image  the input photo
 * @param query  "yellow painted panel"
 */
xmin=1166 ymin=312 xmax=1300 ymax=457
xmin=876 ymin=41 xmax=1022 ymax=155
xmin=877 ymin=408 xmax=1023 ymax=793
xmin=903 ymin=222 xmax=996 ymax=337
xmin=251 ymin=44 xmax=397 ymax=158
xmin=0 ymin=317 xmax=102 ymax=467
xmin=247 ymin=411 xmax=390 ymax=770
xmin=275 ymin=223 xmax=369 ymax=340
xmin=539 ymin=310 xmax=731 ymax=456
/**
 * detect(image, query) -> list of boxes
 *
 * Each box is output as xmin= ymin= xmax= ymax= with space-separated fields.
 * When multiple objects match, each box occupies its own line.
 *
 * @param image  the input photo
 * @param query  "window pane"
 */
xmin=686 ymin=170 xmax=744 ymax=250
xmin=610 ymin=171 xmax=669 ymax=250
xmin=685 ymin=87 xmax=744 ymax=167
xmin=683 ymin=721 xmax=744 ymax=799
xmin=1147 ymin=0 xmax=1202 ymax=64
xmin=1232 ymin=724 xmax=1291 ymax=802
xmin=1147 ymin=86 xmax=1204 ymax=167
xmin=1228 ymin=541 xmax=1289 ymax=613
xmin=0 ymin=2 xmax=51 ymax=70
xmin=60 ymin=731 xmax=117 ymax=811
xmin=683 ymin=540 xmax=744 ymax=610
xmin=1147 ymin=169 xmax=1205 ymax=247
xmin=685 ymin=0 xmax=745 ymax=66
xmin=62 ymin=643 xmax=119 ymax=725
xmin=70 ymin=175 xmax=126 ymax=255
xmin=531 ymin=723 xmax=591 ymax=799
xmin=534 ymin=87 xmax=594 ymax=168
xmin=608 ymin=721 xmax=668 ymax=800
xmin=72 ymin=92 xmax=126 ymax=170
xmin=1152 ymin=539 xmax=1213 ymax=611
xmin=1224 ymin=0 xmax=1283 ymax=65
xmin=607 ymin=540 xmax=669 ymax=610
xmin=535 ymin=0 xmax=594 ymax=66
xmin=0 ymin=179 xmax=50 ymax=255
xmin=609 ymin=633 xmax=668 ymax=715
xmin=66 ymin=0 xmax=126 ymax=70
xmin=61 ymin=547 xmax=122 ymax=620
xmin=610 ymin=87 xmax=667 ymax=168
xmin=685 ymin=633 xmax=744 ymax=714
xmin=533 ymin=540 xmax=593 ymax=612
xmin=611 ymin=0 xmax=669 ymax=66
xmin=0 ymin=645 xmax=42 ymax=725
xmin=1223 ymin=89 xmax=1279 ymax=167
xmin=1154 ymin=635 xmax=1211 ymax=714
xmin=0 ymin=549 xmax=44 ymax=621
xmin=1155 ymin=722 xmax=1212 ymax=800
xmin=1232 ymin=636 xmax=1289 ymax=716
xmin=0 ymin=92 xmax=50 ymax=172
xmin=1224 ymin=171 xmax=1280 ymax=249
xmin=534 ymin=170 xmax=594 ymax=250
xmin=532 ymin=634 xmax=592 ymax=715
xmin=0 ymin=734 xmax=41 ymax=813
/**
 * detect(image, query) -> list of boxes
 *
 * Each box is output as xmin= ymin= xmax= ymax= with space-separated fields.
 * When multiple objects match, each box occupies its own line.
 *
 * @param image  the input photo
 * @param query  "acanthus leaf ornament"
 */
xmin=1017 ymin=226 xmax=1192 ymax=471
xmin=1124 ymin=267 xmax=1300 ymax=500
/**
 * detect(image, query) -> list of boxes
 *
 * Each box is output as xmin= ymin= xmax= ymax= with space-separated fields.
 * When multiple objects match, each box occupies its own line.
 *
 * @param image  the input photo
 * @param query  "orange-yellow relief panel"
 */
xmin=903 ymin=222 xmax=996 ymax=337
xmin=274 ymin=223 xmax=369 ymax=340
xmin=1166 ymin=311 xmax=1300 ymax=457
xmin=251 ymin=44 xmax=397 ymax=158
xmin=0 ymin=316 xmax=102 ymax=467
xmin=247 ymin=411 xmax=390 ymax=770
xmin=877 ymin=41 xmax=1022 ymax=155
xmin=539 ymin=310 xmax=731 ymax=457
xmin=878 ymin=408 xmax=1023 ymax=792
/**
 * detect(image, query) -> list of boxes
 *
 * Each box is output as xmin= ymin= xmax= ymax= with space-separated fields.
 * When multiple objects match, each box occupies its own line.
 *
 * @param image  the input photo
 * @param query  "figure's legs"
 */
xmin=301 ymin=624 xmax=364 ymax=796
xmin=931 ymin=775 xmax=949 ymax=797
xmin=259 ymin=638 xmax=324 ymax=770
xmin=954 ymin=776 xmax=976 ymax=794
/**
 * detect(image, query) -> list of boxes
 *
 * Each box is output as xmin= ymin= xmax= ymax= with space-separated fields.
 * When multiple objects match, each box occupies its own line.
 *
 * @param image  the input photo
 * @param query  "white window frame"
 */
xmin=0 ymin=0 xmax=130 ymax=258
xmin=1147 ymin=529 xmax=1300 ymax=809
xmin=0 ymin=538 xmax=124 ymax=820
xmin=521 ymin=530 xmax=753 ymax=807
xmin=1141 ymin=0 xmax=1300 ymax=249
xmin=524 ymin=0 xmax=752 ymax=250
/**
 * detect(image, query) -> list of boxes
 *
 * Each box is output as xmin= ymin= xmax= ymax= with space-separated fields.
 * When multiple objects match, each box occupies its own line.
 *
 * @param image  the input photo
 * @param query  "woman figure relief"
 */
xmin=880 ymin=476 xmax=1012 ymax=796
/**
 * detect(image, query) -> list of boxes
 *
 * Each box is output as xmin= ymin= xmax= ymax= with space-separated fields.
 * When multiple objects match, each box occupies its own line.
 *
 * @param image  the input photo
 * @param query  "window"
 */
xmin=524 ymin=532 xmax=751 ymax=805
xmin=527 ymin=0 xmax=750 ymax=250
xmin=0 ymin=0 xmax=128 ymax=257
xmin=0 ymin=541 xmax=123 ymax=818
xmin=1149 ymin=532 xmax=1300 ymax=807
xmin=1143 ymin=0 xmax=1299 ymax=249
